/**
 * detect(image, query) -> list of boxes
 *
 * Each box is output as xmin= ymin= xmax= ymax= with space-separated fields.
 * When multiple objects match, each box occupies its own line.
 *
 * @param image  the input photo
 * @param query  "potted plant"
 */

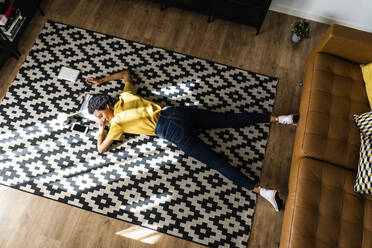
xmin=290 ymin=19 xmax=311 ymax=43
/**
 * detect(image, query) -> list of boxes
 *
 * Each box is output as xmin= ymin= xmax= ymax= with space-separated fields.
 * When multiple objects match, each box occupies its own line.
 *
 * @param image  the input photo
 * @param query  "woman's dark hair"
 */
xmin=88 ymin=94 xmax=114 ymax=114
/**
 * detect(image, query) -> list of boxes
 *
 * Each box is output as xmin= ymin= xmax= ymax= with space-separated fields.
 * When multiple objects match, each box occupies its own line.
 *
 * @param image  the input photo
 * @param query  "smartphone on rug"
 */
xmin=71 ymin=123 xmax=88 ymax=134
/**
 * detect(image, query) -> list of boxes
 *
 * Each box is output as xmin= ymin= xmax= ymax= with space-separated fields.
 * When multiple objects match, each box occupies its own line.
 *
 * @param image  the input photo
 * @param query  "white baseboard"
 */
xmin=269 ymin=2 xmax=372 ymax=33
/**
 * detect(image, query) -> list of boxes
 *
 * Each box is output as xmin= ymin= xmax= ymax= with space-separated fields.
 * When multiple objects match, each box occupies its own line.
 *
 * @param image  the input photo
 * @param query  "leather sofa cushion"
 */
xmin=302 ymin=53 xmax=370 ymax=171
xmin=285 ymin=158 xmax=372 ymax=248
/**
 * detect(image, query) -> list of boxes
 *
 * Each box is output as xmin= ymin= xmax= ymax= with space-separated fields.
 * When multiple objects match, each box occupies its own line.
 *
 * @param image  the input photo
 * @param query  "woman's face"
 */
xmin=93 ymin=104 xmax=114 ymax=125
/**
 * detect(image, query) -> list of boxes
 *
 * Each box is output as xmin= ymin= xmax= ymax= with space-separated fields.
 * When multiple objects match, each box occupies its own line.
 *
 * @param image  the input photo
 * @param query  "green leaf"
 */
xmin=290 ymin=19 xmax=311 ymax=39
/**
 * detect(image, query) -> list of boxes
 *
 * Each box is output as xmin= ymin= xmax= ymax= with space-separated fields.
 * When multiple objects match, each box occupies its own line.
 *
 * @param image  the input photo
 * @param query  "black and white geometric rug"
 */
xmin=0 ymin=21 xmax=278 ymax=248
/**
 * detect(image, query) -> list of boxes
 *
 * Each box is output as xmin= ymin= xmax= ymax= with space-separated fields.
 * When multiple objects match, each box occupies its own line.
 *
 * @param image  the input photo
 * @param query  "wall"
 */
xmin=270 ymin=0 xmax=372 ymax=32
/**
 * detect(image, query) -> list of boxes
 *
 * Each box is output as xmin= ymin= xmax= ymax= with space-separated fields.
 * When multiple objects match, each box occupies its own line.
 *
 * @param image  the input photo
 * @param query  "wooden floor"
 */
xmin=0 ymin=1 xmax=329 ymax=247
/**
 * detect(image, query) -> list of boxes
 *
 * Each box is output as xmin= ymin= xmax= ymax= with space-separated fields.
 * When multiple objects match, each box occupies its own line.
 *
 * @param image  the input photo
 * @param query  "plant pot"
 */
xmin=291 ymin=33 xmax=301 ymax=43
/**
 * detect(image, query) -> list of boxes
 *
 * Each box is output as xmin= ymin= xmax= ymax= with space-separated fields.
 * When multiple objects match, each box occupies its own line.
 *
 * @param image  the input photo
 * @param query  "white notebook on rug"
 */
xmin=58 ymin=66 xmax=80 ymax=82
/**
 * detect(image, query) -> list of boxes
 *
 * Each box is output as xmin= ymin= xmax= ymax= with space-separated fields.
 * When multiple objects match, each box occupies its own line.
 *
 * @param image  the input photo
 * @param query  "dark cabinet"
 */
xmin=210 ymin=0 xmax=272 ymax=34
xmin=160 ymin=0 xmax=209 ymax=13
xmin=158 ymin=0 xmax=272 ymax=35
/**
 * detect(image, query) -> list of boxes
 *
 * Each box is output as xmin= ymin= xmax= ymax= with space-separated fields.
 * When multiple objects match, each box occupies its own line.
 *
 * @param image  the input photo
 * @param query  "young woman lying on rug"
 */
xmin=86 ymin=70 xmax=298 ymax=212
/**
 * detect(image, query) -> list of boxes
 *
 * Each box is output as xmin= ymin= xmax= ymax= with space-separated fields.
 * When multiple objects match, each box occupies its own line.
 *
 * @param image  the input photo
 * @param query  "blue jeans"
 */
xmin=154 ymin=106 xmax=271 ymax=190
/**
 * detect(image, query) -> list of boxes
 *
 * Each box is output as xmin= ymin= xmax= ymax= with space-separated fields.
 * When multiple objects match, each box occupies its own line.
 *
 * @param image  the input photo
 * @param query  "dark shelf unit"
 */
xmin=157 ymin=0 xmax=272 ymax=35
xmin=160 ymin=0 xmax=209 ymax=14
xmin=0 ymin=0 xmax=44 ymax=68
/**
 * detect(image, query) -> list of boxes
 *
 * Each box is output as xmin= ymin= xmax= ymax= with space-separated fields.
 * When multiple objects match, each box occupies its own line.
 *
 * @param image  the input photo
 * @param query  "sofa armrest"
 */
xmin=306 ymin=24 xmax=372 ymax=68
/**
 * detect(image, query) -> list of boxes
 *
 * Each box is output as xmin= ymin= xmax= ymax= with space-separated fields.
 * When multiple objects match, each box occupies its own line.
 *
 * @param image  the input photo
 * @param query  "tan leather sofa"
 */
xmin=280 ymin=24 xmax=372 ymax=248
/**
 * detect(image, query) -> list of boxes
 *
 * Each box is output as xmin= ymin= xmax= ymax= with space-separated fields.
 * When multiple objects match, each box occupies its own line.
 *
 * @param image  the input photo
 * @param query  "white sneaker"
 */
xmin=277 ymin=114 xmax=299 ymax=125
xmin=259 ymin=188 xmax=284 ymax=212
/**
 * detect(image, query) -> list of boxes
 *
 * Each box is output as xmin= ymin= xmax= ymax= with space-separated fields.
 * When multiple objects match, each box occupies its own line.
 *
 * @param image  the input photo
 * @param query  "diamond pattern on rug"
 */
xmin=0 ymin=21 xmax=278 ymax=248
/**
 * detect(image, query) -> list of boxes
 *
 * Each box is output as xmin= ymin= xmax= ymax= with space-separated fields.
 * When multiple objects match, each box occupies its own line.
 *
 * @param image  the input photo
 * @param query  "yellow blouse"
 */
xmin=106 ymin=81 xmax=162 ymax=140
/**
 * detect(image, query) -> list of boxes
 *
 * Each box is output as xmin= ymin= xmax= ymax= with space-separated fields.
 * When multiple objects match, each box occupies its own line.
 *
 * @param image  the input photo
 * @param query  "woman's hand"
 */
xmin=86 ymin=77 xmax=101 ymax=85
xmin=99 ymin=119 xmax=109 ymax=127
xmin=97 ymin=123 xmax=113 ymax=153
xmin=99 ymin=122 xmax=105 ymax=131
xmin=85 ymin=70 xmax=130 ymax=86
